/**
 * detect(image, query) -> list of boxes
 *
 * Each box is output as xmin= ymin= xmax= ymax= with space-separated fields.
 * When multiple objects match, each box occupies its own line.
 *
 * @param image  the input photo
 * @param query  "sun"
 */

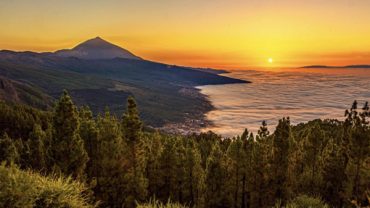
xmin=268 ymin=58 xmax=273 ymax=63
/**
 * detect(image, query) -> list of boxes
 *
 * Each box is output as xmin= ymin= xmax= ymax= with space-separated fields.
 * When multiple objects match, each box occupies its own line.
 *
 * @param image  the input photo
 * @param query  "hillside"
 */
xmin=0 ymin=40 xmax=247 ymax=129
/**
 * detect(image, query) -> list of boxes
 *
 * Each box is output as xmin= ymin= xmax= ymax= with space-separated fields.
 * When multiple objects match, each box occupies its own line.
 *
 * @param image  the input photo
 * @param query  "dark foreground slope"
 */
xmin=0 ymin=50 xmax=247 ymax=128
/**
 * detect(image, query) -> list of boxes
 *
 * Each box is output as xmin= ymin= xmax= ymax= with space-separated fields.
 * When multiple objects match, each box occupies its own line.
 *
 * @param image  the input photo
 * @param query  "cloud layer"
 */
xmin=198 ymin=68 xmax=370 ymax=137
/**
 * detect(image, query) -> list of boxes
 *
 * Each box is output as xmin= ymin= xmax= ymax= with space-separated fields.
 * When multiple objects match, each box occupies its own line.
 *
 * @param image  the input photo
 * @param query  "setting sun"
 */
xmin=268 ymin=58 xmax=273 ymax=63
xmin=1 ymin=1 xmax=370 ymax=69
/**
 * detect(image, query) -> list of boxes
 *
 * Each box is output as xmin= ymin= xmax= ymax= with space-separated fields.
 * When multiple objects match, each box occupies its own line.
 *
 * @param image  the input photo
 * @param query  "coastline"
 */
xmin=159 ymin=72 xmax=249 ymax=135
xmin=159 ymin=86 xmax=215 ymax=135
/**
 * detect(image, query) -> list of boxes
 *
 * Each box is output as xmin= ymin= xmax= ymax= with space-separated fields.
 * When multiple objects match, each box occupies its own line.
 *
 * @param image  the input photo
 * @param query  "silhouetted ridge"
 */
xmin=302 ymin=64 xmax=370 ymax=68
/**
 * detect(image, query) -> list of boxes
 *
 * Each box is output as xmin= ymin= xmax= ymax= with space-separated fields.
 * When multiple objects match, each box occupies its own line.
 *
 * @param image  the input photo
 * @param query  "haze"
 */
xmin=1 ymin=0 xmax=370 ymax=69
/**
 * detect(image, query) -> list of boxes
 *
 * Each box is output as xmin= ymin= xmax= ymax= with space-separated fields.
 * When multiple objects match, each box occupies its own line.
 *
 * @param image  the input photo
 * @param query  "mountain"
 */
xmin=55 ymin=37 xmax=141 ymax=60
xmin=301 ymin=65 xmax=332 ymax=68
xmin=0 ymin=38 xmax=248 ymax=131
xmin=302 ymin=65 xmax=370 ymax=68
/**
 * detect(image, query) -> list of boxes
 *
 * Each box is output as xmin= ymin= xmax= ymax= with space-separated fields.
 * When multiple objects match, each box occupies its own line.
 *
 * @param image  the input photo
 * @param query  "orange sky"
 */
xmin=1 ymin=0 xmax=370 ymax=69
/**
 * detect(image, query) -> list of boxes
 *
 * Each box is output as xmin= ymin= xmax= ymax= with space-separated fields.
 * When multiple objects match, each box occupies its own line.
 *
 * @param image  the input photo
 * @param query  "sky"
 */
xmin=1 ymin=0 xmax=370 ymax=69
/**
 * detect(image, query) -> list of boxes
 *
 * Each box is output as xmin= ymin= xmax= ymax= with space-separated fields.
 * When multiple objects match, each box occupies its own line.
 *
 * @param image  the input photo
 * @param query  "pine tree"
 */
xmin=272 ymin=117 xmax=291 ymax=205
xmin=49 ymin=90 xmax=88 ymax=179
xmin=302 ymin=123 xmax=325 ymax=194
xmin=242 ymin=132 xmax=255 ymax=208
xmin=95 ymin=109 xmax=126 ymax=207
xmin=121 ymin=96 xmax=147 ymax=207
xmin=186 ymin=142 xmax=206 ymax=208
xmin=157 ymin=135 xmax=177 ymax=201
xmin=226 ymin=136 xmax=247 ymax=208
xmin=27 ymin=124 xmax=46 ymax=171
xmin=142 ymin=131 xmax=163 ymax=199
xmin=0 ymin=133 xmax=19 ymax=164
xmin=12 ymin=138 xmax=29 ymax=169
xmin=170 ymin=138 xmax=187 ymax=203
xmin=172 ymin=139 xmax=205 ymax=206
xmin=346 ymin=101 xmax=370 ymax=201
xmin=79 ymin=106 xmax=99 ymax=180
xmin=241 ymin=128 xmax=249 ymax=140
xmin=258 ymin=120 xmax=270 ymax=138
xmin=322 ymin=143 xmax=348 ymax=207
xmin=253 ymin=121 xmax=271 ymax=207
xmin=123 ymin=140 xmax=148 ymax=208
xmin=205 ymin=142 xmax=230 ymax=207
xmin=122 ymin=96 xmax=142 ymax=143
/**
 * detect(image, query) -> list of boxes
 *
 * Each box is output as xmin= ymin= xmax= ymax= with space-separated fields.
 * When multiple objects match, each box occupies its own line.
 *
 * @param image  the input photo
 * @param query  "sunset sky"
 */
xmin=1 ymin=0 xmax=370 ymax=69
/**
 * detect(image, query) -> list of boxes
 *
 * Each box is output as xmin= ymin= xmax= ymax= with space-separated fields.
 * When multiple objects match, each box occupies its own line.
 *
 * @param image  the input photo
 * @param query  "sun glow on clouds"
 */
xmin=1 ymin=0 xmax=370 ymax=69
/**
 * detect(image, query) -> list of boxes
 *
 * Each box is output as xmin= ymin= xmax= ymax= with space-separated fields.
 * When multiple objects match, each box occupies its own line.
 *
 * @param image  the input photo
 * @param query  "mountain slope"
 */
xmin=55 ymin=37 xmax=141 ymax=60
xmin=0 ymin=76 xmax=52 ymax=108
xmin=0 ymin=48 xmax=247 ymax=129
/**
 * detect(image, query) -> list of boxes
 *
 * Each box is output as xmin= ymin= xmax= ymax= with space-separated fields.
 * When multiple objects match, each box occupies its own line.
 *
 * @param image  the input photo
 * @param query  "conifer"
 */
xmin=0 ymin=133 xmax=19 ymax=164
xmin=272 ymin=117 xmax=291 ymax=205
xmin=27 ymin=124 xmax=46 ymax=171
xmin=50 ymin=90 xmax=88 ymax=179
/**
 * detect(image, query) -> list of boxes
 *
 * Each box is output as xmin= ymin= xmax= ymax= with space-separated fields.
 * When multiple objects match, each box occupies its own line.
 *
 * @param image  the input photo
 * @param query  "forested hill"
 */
xmin=0 ymin=49 xmax=246 ymax=127
xmin=0 ymin=94 xmax=369 ymax=207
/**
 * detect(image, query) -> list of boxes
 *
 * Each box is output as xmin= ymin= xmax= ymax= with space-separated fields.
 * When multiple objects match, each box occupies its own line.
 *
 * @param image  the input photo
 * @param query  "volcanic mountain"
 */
xmin=55 ymin=37 xmax=142 ymax=60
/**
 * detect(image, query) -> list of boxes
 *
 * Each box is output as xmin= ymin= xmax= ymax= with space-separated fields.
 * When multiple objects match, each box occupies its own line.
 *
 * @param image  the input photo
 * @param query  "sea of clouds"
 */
xmin=197 ymin=68 xmax=370 ymax=137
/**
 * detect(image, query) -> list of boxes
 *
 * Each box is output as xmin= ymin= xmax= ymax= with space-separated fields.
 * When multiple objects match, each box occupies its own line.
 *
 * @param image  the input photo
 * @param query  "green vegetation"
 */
xmin=50 ymin=90 xmax=89 ymax=179
xmin=137 ymin=199 xmax=188 ymax=208
xmin=0 ymin=92 xmax=369 ymax=207
xmin=275 ymin=195 xmax=329 ymax=208
xmin=0 ymin=164 xmax=95 ymax=208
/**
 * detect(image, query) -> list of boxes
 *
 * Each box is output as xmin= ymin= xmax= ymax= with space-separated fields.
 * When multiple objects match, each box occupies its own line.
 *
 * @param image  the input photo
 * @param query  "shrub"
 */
xmin=275 ymin=195 xmax=329 ymax=208
xmin=0 ymin=164 xmax=95 ymax=208
xmin=137 ymin=199 xmax=188 ymax=208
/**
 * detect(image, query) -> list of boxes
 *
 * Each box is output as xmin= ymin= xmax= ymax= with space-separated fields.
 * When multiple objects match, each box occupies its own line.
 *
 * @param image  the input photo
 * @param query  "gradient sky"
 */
xmin=1 ymin=0 xmax=370 ymax=69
